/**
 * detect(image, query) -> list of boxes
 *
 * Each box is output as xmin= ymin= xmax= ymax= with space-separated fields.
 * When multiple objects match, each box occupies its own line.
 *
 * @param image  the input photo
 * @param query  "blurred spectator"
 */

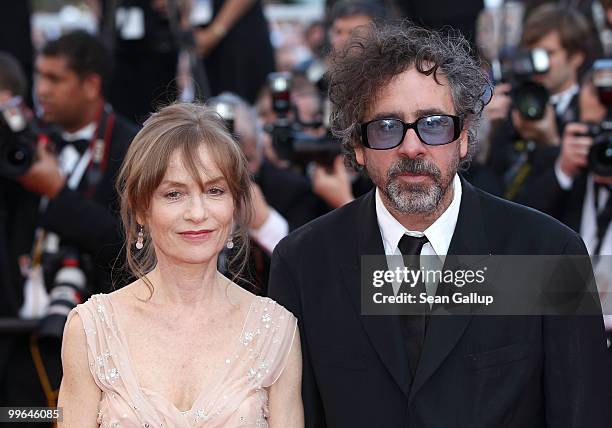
xmin=517 ymin=70 xmax=612 ymax=343
xmin=208 ymin=92 xmax=290 ymax=252
xmin=0 ymin=52 xmax=30 ymax=318
xmin=0 ymin=2 xmax=34 ymax=105
xmin=0 ymin=31 xmax=137 ymax=420
xmin=98 ymin=0 xmax=180 ymax=124
xmin=313 ymin=1 xmax=385 ymax=91
xmin=208 ymin=92 xmax=321 ymax=291
xmin=487 ymin=4 xmax=594 ymax=201
xmin=396 ymin=0 xmax=483 ymax=47
xmin=193 ymin=0 xmax=275 ymax=104
xmin=328 ymin=1 xmax=381 ymax=53
xmin=304 ymin=20 xmax=326 ymax=60
xmin=518 ymin=74 xmax=611 ymax=254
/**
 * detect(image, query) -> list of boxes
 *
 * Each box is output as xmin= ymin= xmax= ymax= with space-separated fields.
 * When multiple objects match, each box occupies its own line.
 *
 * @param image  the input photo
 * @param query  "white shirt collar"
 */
xmin=62 ymin=122 xmax=96 ymax=142
xmin=375 ymin=174 xmax=462 ymax=257
xmin=549 ymin=83 xmax=579 ymax=115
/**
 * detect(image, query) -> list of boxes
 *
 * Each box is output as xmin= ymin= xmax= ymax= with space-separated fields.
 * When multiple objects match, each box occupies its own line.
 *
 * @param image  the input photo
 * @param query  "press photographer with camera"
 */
xmin=0 ymin=31 xmax=137 ymax=414
xmin=208 ymin=92 xmax=323 ymax=291
xmin=208 ymin=92 xmax=290 ymax=253
xmin=262 ymin=70 xmax=374 ymax=213
xmin=521 ymin=62 xmax=612 ymax=255
xmin=487 ymin=4 xmax=594 ymax=201
xmin=519 ymin=60 xmax=612 ymax=350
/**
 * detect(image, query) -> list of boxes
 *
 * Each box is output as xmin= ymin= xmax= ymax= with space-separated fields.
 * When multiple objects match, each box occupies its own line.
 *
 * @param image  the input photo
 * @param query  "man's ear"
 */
xmin=355 ymin=144 xmax=365 ymax=166
xmin=81 ymin=73 xmax=102 ymax=101
xmin=569 ymin=51 xmax=585 ymax=71
xmin=459 ymin=129 xmax=469 ymax=159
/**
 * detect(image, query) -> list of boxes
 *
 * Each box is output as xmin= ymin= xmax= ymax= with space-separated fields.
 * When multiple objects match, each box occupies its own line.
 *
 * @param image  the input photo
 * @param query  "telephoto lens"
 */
xmin=0 ymin=100 xmax=37 ymax=178
xmin=38 ymin=254 xmax=87 ymax=339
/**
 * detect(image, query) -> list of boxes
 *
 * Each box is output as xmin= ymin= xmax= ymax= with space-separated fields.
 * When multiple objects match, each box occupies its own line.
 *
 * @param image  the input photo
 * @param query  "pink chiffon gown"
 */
xmin=63 ymin=293 xmax=297 ymax=428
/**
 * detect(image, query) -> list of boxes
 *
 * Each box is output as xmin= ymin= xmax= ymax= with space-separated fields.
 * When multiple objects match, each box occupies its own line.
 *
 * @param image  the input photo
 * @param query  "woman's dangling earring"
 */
xmin=136 ymin=224 xmax=144 ymax=250
xmin=226 ymin=235 xmax=234 ymax=249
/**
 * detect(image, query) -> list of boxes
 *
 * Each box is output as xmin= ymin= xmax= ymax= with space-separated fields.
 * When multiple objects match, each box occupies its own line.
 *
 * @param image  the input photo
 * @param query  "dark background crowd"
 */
xmin=0 ymin=0 xmax=611 ymax=425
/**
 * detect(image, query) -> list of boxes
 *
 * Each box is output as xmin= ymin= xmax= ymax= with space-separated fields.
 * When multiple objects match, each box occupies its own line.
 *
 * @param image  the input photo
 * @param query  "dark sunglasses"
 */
xmin=360 ymin=114 xmax=463 ymax=150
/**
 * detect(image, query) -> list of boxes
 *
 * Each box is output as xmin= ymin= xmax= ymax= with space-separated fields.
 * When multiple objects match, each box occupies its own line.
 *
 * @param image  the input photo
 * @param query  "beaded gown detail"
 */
xmin=63 ymin=294 xmax=297 ymax=427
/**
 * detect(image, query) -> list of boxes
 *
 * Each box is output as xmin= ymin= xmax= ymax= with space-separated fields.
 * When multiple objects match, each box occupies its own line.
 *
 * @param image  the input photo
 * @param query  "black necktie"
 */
xmin=398 ymin=234 xmax=429 ymax=379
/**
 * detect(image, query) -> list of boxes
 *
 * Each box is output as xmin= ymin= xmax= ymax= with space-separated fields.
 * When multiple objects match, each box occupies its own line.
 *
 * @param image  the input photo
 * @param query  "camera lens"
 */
xmin=1 ymin=139 xmax=34 ymax=178
xmin=8 ymin=143 xmax=30 ymax=165
xmin=513 ymin=81 xmax=550 ymax=121
xmin=588 ymin=135 xmax=612 ymax=177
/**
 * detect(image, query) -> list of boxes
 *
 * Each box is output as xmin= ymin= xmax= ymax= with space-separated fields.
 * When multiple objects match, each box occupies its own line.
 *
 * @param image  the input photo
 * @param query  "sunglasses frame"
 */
xmin=360 ymin=114 xmax=464 ymax=150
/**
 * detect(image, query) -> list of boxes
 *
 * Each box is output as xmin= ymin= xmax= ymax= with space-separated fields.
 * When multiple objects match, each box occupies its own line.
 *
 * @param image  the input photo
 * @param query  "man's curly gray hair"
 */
xmin=328 ymin=20 xmax=491 ymax=172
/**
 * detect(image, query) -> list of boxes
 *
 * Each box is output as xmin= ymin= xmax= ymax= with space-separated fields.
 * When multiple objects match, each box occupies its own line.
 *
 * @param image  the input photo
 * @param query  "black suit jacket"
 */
xmin=517 ymin=167 xmax=588 ymax=235
xmin=268 ymin=179 xmax=611 ymax=427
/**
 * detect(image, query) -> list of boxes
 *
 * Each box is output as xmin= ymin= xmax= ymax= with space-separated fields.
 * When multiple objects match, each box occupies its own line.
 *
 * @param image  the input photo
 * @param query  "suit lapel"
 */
xmin=339 ymin=190 xmax=412 ymax=397
xmin=409 ymin=178 xmax=491 ymax=403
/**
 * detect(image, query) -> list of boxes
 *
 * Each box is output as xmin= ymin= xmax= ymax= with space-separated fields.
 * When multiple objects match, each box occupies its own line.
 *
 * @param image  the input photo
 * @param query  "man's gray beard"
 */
xmin=384 ymin=179 xmax=444 ymax=214
xmin=379 ymin=156 xmax=457 ymax=215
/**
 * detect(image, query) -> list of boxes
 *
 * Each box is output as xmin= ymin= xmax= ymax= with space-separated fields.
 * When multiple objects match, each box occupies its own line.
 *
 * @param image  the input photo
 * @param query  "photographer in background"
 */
xmin=520 ymin=66 xmax=612 ymax=254
xmin=0 ymin=31 xmax=137 ymax=416
xmin=297 ymin=0 xmax=386 ymax=96
xmin=0 ymin=52 xmax=32 ymax=318
xmin=520 ymin=64 xmax=612 ymax=348
xmin=209 ymin=92 xmax=321 ymax=292
xmin=487 ymin=4 xmax=594 ymax=201
xmin=100 ymin=0 xmax=180 ymax=124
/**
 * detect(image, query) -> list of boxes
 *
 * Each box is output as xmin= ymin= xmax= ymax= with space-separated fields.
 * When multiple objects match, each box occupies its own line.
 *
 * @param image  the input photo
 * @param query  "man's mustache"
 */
xmin=387 ymin=158 xmax=441 ymax=180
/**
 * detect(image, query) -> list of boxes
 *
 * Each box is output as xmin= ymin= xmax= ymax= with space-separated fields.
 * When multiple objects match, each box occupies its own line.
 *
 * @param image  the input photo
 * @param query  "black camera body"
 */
xmin=0 ymin=100 xmax=39 ymax=178
xmin=493 ymin=48 xmax=551 ymax=120
xmin=585 ymin=59 xmax=612 ymax=176
xmin=585 ymin=121 xmax=612 ymax=176
xmin=266 ymin=72 xmax=341 ymax=167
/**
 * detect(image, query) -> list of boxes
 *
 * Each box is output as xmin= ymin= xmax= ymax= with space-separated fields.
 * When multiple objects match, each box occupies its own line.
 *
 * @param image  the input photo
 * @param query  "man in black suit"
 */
xmin=268 ymin=22 xmax=611 ymax=427
xmin=0 ymin=31 xmax=137 ymax=424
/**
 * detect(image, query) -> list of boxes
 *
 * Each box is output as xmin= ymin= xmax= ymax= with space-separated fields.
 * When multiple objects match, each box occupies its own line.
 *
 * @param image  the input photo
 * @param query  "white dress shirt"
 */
xmin=249 ymin=208 xmax=289 ymax=254
xmin=549 ymin=83 xmax=579 ymax=116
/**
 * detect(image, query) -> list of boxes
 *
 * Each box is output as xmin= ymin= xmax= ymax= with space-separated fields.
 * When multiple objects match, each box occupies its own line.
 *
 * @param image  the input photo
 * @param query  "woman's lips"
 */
xmin=178 ymin=230 xmax=213 ymax=240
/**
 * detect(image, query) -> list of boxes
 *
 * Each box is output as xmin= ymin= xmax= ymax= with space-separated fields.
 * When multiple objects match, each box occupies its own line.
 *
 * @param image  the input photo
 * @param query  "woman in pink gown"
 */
xmin=58 ymin=103 xmax=303 ymax=427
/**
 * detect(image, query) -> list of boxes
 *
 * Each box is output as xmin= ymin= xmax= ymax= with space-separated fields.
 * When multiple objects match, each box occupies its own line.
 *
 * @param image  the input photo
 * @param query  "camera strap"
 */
xmin=503 ymin=140 xmax=535 ymax=200
xmin=593 ymin=182 xmax=612 ymax=256
xmin=62 ymin=103 xmax=115 ymax=195
xmin=83 ymin=104 xmax=115 ymax=197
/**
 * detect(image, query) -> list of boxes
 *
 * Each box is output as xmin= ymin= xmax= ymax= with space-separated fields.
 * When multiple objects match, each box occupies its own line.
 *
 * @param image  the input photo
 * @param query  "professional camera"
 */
xmin=208 ymin=97 xmax=236 ymax=134
xmin=38 ymin=249 xmax=89 ymax=339
xmin=266 ymin=72 xmax=341 ymax=167
xmin=492 ymin=48 xmax=551 ymax=120
xmin=0 ymin=97 xmax=38 ymax=178
xmin=586 ymin=59 xmax=612 ymax=176
xmin=583 ymin=121 xmax=612 ymax=176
